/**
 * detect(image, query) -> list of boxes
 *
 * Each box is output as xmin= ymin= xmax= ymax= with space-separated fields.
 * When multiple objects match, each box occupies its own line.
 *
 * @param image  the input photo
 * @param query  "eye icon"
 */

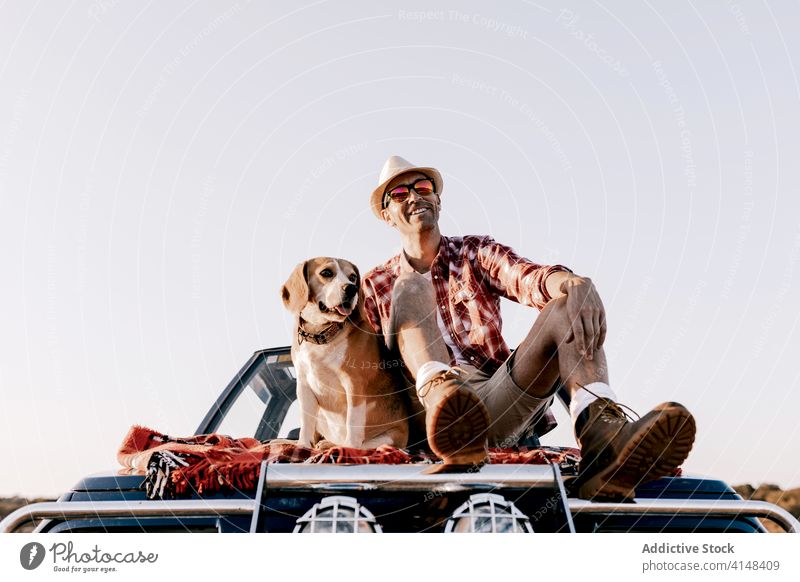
xmin=20 ymin=542 xmax=46 ymax=570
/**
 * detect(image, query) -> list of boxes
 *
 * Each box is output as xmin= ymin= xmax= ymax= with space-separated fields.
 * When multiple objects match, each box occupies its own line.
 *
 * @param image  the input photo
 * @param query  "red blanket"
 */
xmin=118 ymin=425 xmax=581 ymax=498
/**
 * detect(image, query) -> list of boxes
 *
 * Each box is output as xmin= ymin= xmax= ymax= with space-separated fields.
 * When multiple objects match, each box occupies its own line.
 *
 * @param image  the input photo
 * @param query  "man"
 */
xmin=362 ymin=155 xmax=696 ymax=500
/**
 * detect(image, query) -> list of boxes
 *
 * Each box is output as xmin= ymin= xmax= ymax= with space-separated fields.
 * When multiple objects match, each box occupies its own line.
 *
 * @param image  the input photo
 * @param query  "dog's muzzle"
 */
xmin=344 ymin=284 xmax=358 ymax=300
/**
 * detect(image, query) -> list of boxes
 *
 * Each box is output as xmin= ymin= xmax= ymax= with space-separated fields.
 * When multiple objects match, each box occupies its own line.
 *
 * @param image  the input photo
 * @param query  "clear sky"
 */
xmin=1 ymin=0 xmax=798 ymax=497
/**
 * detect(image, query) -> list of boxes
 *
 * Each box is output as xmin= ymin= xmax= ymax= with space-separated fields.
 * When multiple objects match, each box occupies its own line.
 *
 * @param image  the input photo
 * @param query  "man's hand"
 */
xmin=558 ymin=275 xmax=607 ymax=360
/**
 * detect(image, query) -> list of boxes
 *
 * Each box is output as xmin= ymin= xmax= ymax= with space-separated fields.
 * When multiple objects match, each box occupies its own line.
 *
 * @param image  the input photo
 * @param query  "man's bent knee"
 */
xmin=386 ymin=272 xmax=439 ymax=349
xmin=519 ymin=295 xmax=570 ymax=355
xmin=536 ymin=296 xmax=570 ymax=331
xmin=392 ymin=272 xmax=436 ymax=305
xmin=540 ymin=294 xmax=568 ymax=315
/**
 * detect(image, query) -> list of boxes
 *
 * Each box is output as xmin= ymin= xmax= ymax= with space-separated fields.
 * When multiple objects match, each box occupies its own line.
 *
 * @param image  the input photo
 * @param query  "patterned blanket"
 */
xmin=118 ymin=425 xmax=581 ymax=498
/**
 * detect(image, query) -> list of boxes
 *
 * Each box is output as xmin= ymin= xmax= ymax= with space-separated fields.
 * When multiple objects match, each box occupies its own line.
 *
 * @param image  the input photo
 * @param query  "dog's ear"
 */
xmin=281 ymin=261 xmax=309 ymax=314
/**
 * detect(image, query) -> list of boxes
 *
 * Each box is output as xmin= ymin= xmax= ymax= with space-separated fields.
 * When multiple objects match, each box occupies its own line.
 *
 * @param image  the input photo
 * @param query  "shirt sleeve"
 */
xmin=361 ymin=276 xmax=384 ymax=337
xmin=474 ymin=236 xmax=572 ymax=310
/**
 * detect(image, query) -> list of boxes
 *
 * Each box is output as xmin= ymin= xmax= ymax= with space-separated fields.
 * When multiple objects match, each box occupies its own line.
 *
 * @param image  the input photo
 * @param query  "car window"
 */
xmin=215 ymin=352 xmax=297 ymax=439
xmin=278 ymin=399 xmax=300 ymax=438
xmin=216 ymin=374 xmax=272 ymax=438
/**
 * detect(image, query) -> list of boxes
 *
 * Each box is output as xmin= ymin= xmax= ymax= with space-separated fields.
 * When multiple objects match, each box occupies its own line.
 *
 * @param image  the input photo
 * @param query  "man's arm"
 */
xmin=475 ymin=236 xmax=606 ymax=361
xmin=544 ymin=270 xmax=572 ymax=299
xmin=544 ymin=270 xmax=607 ymax=361
xmin=475 ymin=236 xmax=572 ymax=309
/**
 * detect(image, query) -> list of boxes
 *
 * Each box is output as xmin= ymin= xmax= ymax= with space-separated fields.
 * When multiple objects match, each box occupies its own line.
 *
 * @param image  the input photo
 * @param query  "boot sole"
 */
xmin=428 ymin=386 xmax=490 ymax=465
xmin=578 ymin=405 xmax=696 ymax=501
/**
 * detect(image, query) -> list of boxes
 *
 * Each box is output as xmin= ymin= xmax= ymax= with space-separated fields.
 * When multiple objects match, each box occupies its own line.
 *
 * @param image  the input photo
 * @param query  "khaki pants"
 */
xmin=459 ymin=351 xmax=555 ymax=447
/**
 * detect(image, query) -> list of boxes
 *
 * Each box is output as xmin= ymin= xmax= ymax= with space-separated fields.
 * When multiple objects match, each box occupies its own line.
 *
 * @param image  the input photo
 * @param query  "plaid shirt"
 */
xmin=363 ymin=235 xmax=571 ymax=436
xmin=363 ymin=234 xmax=571 ymax=370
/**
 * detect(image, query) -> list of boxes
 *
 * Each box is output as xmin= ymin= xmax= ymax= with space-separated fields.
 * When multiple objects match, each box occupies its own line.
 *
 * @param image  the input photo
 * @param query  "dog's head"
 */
xmin=281 ymin=257 xmax=364 ymax=325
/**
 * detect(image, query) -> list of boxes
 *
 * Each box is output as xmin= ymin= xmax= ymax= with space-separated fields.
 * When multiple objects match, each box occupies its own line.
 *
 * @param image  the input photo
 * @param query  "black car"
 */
xmin=2 ymin=348 xmax=797 ymax=534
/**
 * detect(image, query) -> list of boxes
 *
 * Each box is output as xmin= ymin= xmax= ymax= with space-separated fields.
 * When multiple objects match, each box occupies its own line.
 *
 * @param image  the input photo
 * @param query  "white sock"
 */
xmin=415 ymin=361 xmax=451 ymax=393
xmin=570 ymin=382 xmax=617 ymax=424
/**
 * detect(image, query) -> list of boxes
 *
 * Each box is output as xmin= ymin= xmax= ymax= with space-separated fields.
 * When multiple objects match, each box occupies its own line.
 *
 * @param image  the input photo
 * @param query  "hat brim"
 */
xmin=370 ymin=166 xmax=443 ymax=220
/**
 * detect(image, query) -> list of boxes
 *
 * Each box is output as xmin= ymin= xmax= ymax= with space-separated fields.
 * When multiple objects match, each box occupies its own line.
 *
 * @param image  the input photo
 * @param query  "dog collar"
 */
xmin=297 ymin=319 xmax=345 ymax=345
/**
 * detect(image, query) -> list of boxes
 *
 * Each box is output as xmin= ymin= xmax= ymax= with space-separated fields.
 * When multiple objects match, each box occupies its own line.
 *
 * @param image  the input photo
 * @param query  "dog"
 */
xmin=281 ymin=257 xmax=409 ymax=450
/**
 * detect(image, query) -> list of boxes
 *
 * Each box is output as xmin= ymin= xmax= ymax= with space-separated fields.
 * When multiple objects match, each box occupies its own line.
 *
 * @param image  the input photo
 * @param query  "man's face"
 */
xmin=380 ymin=171 xmax=441 ymax=233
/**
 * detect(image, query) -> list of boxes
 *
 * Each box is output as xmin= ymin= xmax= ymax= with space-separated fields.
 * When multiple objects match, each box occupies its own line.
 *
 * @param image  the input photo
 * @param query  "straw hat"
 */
xmin=370 ymin=155 xmax=443 ymax=220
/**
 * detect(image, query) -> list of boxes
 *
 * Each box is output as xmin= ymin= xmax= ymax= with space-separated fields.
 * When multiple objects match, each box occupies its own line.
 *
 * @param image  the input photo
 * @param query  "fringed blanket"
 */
xmin=118 ymin=425 xmax=581 ymax=499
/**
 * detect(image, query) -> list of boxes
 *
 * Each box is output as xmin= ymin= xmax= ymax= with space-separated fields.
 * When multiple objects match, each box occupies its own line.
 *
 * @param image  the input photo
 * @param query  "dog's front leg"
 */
xmin=343 ymin=383 xmax=366 ymax=449
xmin=296 ymin=374 xmax=320 ymax=448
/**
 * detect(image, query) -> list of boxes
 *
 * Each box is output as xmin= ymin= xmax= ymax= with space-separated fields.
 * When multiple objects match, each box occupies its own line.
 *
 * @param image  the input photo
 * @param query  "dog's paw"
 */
xmin=267 ymin=438 xmax=302 ymax=446
xmin=314 ymin=439 xmax=339 ymax=450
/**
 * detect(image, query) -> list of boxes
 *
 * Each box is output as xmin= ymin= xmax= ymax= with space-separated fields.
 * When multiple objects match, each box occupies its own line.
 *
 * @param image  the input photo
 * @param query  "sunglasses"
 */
xmin=383 ymin=178 xmax=436 ymax=208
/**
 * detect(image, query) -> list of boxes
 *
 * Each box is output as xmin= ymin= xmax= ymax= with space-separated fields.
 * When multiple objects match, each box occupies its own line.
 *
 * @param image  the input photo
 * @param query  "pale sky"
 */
xmin=1 ymin=0 xmax=799 ymax=497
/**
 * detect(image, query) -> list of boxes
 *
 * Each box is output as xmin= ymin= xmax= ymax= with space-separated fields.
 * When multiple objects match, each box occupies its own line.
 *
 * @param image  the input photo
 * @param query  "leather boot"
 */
xmin=417 ymin=368 xmax=490 ymax=465
xmin=575 ymin=398 xmax=696 ymax=501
